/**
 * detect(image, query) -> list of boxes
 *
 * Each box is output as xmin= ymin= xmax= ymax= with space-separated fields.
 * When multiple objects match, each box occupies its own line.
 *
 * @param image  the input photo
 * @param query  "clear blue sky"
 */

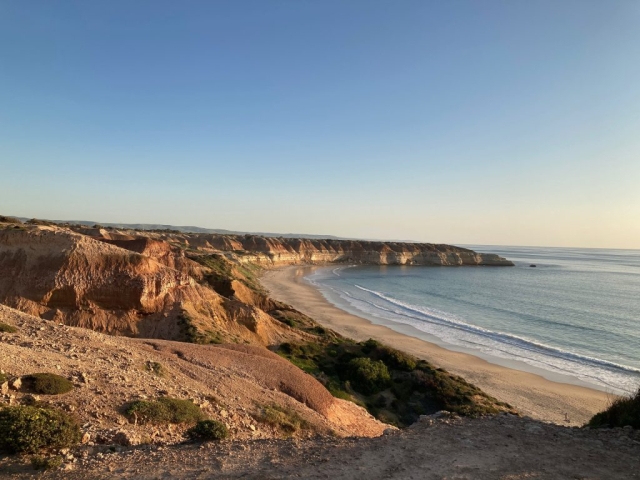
xmin=1 ymin=1 xmax=639 ymax=248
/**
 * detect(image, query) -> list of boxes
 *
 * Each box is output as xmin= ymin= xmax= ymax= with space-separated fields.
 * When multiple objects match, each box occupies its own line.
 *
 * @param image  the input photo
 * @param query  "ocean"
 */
xmin=305 ymin=246 xmax=640 ymax=395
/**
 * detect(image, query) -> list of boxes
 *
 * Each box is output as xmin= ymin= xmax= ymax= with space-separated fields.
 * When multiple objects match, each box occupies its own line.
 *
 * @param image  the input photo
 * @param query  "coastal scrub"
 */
xmin=277 ymin=338 xmax=513 ymax=426
xmin=0 ymin=406 xmax=81 ymax=453
xmin=589 ymin=388 xmax=640 ymax=429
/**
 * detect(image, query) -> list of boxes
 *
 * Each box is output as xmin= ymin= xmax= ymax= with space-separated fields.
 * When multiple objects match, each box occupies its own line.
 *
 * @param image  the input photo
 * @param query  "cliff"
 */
xmin=0 ymin=224 xmax=304 ymax=345
xmin=0 ymin=220 xmax=512 ymax=346
xmin=145 ymin=232 xmax=514 ymax=266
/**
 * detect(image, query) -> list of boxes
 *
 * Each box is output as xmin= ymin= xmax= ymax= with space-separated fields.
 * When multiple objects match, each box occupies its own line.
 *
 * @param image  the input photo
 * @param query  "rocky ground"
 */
xmin=2 ymin=413 xmax=639 ymax=479
xmin=0 ymin=304 xmax=385 ymax=448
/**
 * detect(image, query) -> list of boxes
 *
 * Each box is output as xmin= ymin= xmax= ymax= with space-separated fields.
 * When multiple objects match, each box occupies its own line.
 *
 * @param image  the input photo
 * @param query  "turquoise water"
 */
xmin=306 ymin=246 xmax=640 ymax=394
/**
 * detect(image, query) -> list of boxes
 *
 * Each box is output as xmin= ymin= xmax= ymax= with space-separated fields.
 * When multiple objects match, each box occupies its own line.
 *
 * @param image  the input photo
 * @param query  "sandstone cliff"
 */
xmin=145 ymin=232 xmax=514 ymax=266
xmin=0 ymin=224 xmax=302 ymax=345
xmin=0 ymin=220 xmax=512 ymax=347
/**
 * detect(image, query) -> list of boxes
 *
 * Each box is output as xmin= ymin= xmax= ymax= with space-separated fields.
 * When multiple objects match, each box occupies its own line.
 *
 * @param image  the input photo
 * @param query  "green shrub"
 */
xmin=31 ymin=455 xmax=63 ymax=471
xmin=257 ymin=404 xmax=308 ymax=436
xmin=0 ymin=215 xmax=22 ymax=224
xmin=125 ymin=397 xmax=204 ymax=425
xmin=144 ymin=361 xmax=166 ymax=377
xmin=378 ymin=347 xmax=417 ymax=372
xmin=589 ymin=389 xmax=640 ymax=429
xmin=0 ymin=322 xmax=17 ymax=333
xmin=0 ymin=406 xmax=81 ymax=453
xmin=276 ymin=336 xmax=511 ymax=427
xmin=347 ymin=357 xmax=391 ymax=394
xmin=26 ymin=218 xmax=55 ymax=226
xmin=0 ymin=372 xmax=7 ymax=384
xmin=22 ymin=373 xmax=74 ymax=395
xmin=187 ymin=419 xmax=228 ymax=442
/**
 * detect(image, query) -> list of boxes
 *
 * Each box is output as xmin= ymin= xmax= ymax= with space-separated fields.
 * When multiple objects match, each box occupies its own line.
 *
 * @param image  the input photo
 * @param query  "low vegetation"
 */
xmin=269 ymin=308 xmax=339 ymax=339
xmin=588 ymin=388 xmax=640 ymax=429
xmin=0 ymin=406 xmax=81 ymax=454
xmin=0 ymin=215 xmax=22 ymax=224
xmin=189 ymin=253 xmax=265 ymax=295
xmin=256 ymin=404 xmax=309 ymax=436
xmin=0 ymin=322 xmax=17 ymax=333
xmin=22 ymin=373 xmax=74 ymax=395
xmin=124 ymin=397 xmax=205 ymax=425
xmin=0 ymin=372 xmax=7 ymax=384
xmin=187 ymin=419 xmax=229 ymax=442
xmin=144 ymin=361 xmax=166 ymax=377
xmin=277 ymin=338 xmax=512 ymax=427
xmin=26 ymin=218 xmax=55 ymax=226
xmin=177 ymin=312 xmax=224 ymax=344
xmin=31 ymin=455 xmax=63 ymax=471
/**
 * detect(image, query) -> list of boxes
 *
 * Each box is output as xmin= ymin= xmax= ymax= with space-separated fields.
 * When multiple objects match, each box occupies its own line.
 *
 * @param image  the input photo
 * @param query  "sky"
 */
xmin=1 ymin=1 xmax=639 ymax=249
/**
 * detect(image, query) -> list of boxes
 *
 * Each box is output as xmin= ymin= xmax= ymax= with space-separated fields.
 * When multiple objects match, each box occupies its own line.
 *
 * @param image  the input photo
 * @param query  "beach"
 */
xmin=261 ymin=265 xmax=612 ymax=426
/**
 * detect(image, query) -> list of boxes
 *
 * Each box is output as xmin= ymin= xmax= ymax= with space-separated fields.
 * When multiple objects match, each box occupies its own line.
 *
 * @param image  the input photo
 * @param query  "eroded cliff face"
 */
xmin=150 ymin=233 xmax=514 ymax=266
xmin=0 ymin=221 xmax=512 ymax=346
xmin=0 ymin=224 xmax=302 ymax=345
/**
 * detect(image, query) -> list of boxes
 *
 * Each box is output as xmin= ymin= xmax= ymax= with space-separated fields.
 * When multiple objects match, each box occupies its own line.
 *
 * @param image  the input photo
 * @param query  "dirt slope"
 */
xmin=0 ymin=305 xmax=386 ymax=446
xmin=3 ymin=413 xmax=639 ymax=479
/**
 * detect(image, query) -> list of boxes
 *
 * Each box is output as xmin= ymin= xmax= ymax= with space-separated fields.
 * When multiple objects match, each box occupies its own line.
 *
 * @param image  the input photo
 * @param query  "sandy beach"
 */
xmin=261 ymin=265 xmax=612 ymax=426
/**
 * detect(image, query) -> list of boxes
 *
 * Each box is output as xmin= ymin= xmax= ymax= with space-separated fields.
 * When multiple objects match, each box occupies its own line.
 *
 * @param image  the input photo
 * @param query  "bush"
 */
xmin=0 ymin=406 xmax=81 ymax=453
xmin=31 ymin=455 xmax=63 ymax=471
xmin=22 ymin=373 xmax=74 ymax=395
xmin=0 ymin=322 xmax=17 ymax=333
xmin=0 ymin=215 xmax=22 ymax=224
xmin=26 ymin=218 xmax=55 ymax=226
xmin=589 ymin=389 xmax=640 ymax=429
xmin=125 ymin=397 xmax=205 ymax=425
xmin=378 ymin=347 xmax=417 ymax=372
xmin=257 ymin=404 xmax=308 ymax=436
xmin=144 ymin=361 xmax=166 ymax=377
xmin=0 ymin=372 xmax=7 ymax=384
xmin=187 ymin=419 xmax=228 ymax=442
xmin=347 ymin=357 xmax=391 ymax=394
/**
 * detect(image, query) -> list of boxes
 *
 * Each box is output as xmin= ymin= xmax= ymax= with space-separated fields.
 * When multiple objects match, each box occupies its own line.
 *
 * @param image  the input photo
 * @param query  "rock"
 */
xmin=0 ymin=382 xmax=8 ymax=395
xmin=430 ymin=411 xmax=452 ymax=419
xmin=113 ymin=430 xmax=139 ymax=446
xmin=21 ymin=394 xmax=40 ymax=405
xmin=10 ymin=377 xmax=21 ymax=390
xmin=81 ymin=433 xmax=91 ymax=444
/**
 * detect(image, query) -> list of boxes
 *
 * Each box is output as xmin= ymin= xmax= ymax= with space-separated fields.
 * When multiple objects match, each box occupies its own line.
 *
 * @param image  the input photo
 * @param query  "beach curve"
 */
xmin=261 ymin=265 xmax=611 ymax=426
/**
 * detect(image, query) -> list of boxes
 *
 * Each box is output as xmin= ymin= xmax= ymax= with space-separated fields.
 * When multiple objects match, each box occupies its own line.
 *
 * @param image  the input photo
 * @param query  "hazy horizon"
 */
xmin=4 ymin=211 xmax=639 ymax=252
xmin=2 ymin=1 xmax=639 ymax=249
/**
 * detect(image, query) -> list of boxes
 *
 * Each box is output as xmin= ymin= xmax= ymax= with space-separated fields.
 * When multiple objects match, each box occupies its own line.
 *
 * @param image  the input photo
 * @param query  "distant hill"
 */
xmin=15 ymin=217 xmax=345 ymax=240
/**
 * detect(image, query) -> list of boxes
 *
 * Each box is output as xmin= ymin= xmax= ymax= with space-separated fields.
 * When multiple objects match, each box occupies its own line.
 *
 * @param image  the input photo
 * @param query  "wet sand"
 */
xmin=261 ymin=265 xmax=613 ymax=426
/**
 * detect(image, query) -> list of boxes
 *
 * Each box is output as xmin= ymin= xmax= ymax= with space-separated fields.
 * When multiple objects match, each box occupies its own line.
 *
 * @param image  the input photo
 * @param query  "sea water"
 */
xmin=306 ymin=246 xmax=640 ymax=394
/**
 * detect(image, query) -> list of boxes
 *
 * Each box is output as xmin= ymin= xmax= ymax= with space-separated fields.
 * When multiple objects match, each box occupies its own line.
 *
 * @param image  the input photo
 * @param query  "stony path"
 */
xmin=3 ymin=415 xmax=639 ymax=479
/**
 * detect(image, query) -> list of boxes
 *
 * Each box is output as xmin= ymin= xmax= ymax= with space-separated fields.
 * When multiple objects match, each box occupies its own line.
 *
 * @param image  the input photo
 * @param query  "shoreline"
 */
xmin=261 ymin=265 xmax=611 ymax=426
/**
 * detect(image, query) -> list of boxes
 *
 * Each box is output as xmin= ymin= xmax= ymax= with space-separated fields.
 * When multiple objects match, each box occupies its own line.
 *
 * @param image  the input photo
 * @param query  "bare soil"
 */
xmin=2 ymin=414 xmax=639 ymax=479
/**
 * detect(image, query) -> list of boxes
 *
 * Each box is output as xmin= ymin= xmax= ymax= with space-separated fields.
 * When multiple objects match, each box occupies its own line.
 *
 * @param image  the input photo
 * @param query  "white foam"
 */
xmin=309 ymin=275 xmax=640 ymax=394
